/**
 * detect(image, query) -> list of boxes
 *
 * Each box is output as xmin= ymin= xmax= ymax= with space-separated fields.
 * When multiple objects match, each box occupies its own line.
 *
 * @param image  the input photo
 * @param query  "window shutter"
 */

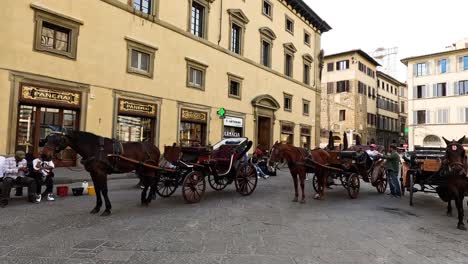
xmin=446 ymin=58 xmax=450 ymax=73
xmin=413 ymin=86 xmax=417 ymax=99
xmin=426 ymin=61 xmax=431 ymax=75
xmin=413 ymin=111 xmax=417 ymax=125
xmin=459 ymin=107 xmax=464 ymax=123
xmin=426 ymin=110 xmax=431 ymax=124
xmin=432 ymin=84 xmax=436 ymax=97
xmin=413 ymin=64 xmax=417 ymax=76
xmin=454 ymin=81 xmax=459 ymax=95
xmin=459 ymin=56 xmax=463 ymax=71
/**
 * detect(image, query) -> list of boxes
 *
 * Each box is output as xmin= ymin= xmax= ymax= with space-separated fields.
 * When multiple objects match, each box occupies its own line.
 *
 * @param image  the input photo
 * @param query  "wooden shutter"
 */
xmin=413 ymin=64 xmax=417 ymax=76
xmin=426 ymin=61 xmax=431 ymax=75
xmin=446 ymin=58 xmax=450 ymax=73
xmin=426 ymin=110 xmax=431 ymax=124
xmin=453 ymin=81 xmax=459 ymax=95
xmin=432 ymin=84 xmax=436 ymax=97
xmin=413 ymin=111 xmax=417 ymax=125
xmin=412 ymin=86 xmax=417 ymax=99
xmin=459 ymin=56 xmax=463 ymax=71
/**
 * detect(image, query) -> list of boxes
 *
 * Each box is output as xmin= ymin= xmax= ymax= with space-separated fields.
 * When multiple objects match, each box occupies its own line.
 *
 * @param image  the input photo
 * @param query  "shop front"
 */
xmin=16 ymin=84 xmax=81 ymax=166
xmin=300 ymin=126 xmax=311 ymax=149
xmin=223 ymin=116 xmax=244 ymax=138
xmin=179 ymin=108 xmax=208 ymax=147
xmin=280 ymin=122 xmax=295 ymax=145
xmin=116 ymin=99 xmax=157 ymax=143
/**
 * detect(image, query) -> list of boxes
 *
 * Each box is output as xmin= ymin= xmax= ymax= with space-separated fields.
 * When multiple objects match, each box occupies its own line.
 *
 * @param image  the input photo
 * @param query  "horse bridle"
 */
xmin=445 ymin=142 xmax=467 ymax=174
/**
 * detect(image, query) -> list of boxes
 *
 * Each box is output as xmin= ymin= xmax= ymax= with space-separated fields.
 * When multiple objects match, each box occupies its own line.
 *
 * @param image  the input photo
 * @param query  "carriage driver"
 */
xmin=366 ymin=144 xmax=381 ymax=160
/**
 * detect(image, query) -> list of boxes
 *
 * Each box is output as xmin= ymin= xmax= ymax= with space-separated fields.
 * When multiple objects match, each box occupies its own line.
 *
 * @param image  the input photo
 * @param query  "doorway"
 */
xmin=257 ymin=116 xmax=271 ymax=151
xmin=16 ymin=105 xmax=79 ymax=167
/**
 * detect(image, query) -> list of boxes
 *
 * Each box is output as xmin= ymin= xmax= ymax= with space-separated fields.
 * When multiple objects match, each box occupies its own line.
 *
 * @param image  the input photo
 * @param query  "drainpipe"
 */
xmin=218 ymin=0 xmax=223 ymax=45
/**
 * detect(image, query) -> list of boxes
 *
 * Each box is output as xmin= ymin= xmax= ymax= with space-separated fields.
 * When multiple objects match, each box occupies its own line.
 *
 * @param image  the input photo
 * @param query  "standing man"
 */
xmin=0 ymin=151 xmax=39 ymax=207
xmin=382 ymin=145 xmax=401 ymax=198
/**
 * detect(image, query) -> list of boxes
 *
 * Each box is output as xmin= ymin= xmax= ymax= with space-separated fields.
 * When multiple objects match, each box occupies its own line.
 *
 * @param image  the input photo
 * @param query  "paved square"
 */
xmin=0 ymin=171 xmax=467 ymax=264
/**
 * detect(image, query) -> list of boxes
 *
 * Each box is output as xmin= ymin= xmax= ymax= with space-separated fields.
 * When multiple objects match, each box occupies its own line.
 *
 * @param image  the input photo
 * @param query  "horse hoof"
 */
xmin=314 ymin=193 xmax=321 ymax=200
xmin=300 ymin=199 xmax=306 ymax=204
xmin=292 ymin=198 xmax=298 ymax=202
xmin=100 ymin=210 xmax=111 ymax=217
xmin=90 ymin=208 xmax=100 ymax=214
xmin=457 ymin=224 xmax=466 ymax=230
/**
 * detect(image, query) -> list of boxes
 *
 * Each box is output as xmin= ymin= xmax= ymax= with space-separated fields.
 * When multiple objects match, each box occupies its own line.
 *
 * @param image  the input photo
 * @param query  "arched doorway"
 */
xmin=423 ymin=135 xmax=442 ymax=147
xmin=251 ymin=95 xmax=280 ymax=151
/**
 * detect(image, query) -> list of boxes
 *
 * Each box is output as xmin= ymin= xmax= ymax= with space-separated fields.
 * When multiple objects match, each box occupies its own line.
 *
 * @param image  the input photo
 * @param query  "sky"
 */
xmin=305 ymin=0 xmax=468 ymax=82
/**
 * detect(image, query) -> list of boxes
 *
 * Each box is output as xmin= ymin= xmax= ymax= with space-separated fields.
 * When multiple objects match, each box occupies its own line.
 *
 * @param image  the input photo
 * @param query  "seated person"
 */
xmin=366 ymin=144 xmax=382 ymax=160
xmin=0 ymin=151 xmax=39 ymax=207
xmin=32 ymin=152 xmax=55 ymax=201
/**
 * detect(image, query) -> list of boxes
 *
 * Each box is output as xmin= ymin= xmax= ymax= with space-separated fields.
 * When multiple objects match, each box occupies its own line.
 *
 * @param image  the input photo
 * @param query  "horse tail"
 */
xmin=436 ymin=186 xmax=451 ymax=202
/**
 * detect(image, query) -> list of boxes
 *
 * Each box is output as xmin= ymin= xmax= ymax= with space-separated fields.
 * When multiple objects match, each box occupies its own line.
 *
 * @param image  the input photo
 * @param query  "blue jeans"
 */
xmin=254 ymin=165 xmax=267 ymax=177
xmin=387 ymin=170 xmax=401 ymax=196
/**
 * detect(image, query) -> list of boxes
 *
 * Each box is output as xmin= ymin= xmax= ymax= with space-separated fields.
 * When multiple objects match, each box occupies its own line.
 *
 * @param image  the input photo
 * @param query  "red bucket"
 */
xmin=56 ymin=186 xmax=69 ymax=197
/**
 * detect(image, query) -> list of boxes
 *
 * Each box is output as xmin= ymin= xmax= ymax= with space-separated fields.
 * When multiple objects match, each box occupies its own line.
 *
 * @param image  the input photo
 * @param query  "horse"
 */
xmin=41 ymin=127 xmax=161 ymax=216
xmin=436 ymin=136 xmax=467 ymax=230
xmin=268 ymin=142 xmax=331 ymax=203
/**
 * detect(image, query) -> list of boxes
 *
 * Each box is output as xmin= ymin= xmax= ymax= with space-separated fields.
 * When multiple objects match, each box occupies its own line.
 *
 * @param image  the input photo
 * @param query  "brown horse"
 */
xmin=437 ymin=136 xmax=467 ymax=230
xmin=41 ymin=128 xmax=160 ymax=216
xmin=269 ymin=142 xmax=331 ymax=203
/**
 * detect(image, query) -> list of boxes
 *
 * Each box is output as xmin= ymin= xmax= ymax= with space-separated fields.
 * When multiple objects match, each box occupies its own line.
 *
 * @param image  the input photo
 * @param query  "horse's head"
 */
xmin=268 ymin=141 xmax=284 ymax=166
xmin=443 ymin=136 xmax=466 ymax=176
xmin=39 ymin=127 xmax=71 ymax=160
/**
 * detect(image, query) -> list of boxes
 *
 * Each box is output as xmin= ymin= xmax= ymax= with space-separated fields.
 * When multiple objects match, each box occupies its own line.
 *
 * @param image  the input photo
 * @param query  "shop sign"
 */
xmin=119 ymin=99 xmax=157 ymax=117
xmin=223 ymin=116 xmax=243 ymax=128
xmin=181 ymin=109 xmax=207 ymax=123
xmin=21 ymin=85 xmax=80 ymax=107
xmin=224 ymin=131 xmax=241 ymax=137
xmin=281 ymin=124 xmax=294 ymax=134
xmin=301 ymin=127 xmax=311 ymax=136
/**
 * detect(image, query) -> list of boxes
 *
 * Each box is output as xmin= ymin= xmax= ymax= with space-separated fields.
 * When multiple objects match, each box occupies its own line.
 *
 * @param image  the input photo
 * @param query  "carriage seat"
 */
xmin=209 ymin=144 xmax=238 ymax=172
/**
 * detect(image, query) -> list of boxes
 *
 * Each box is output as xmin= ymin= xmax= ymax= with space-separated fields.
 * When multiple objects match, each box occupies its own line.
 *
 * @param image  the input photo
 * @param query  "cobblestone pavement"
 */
xmin=1 ymin=170 xmax=467 ymax=264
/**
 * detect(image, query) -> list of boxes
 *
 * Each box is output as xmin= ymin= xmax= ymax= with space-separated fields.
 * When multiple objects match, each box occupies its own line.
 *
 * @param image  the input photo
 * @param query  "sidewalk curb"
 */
xmin=54 ymin=173 xmax=138 ymax=185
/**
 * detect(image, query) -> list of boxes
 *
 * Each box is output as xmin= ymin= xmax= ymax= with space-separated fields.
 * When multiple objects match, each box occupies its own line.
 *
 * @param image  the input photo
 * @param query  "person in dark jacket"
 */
xmin=382 ymin=145 xmax=401 ymax=197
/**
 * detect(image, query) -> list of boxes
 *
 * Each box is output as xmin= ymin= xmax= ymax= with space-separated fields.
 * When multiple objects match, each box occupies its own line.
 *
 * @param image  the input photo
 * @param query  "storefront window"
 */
xmin=16 ymin=105 xmax=37 ymax=154
xmin=281 ymin=124 xmax=294 ymax=144
xmin=180 ymin=122 xmax=205 ymax=146
xmin=117 ymin=116 xmax=153 ymax=142
xmin=301 ymin=126 xmax=311 ymax=149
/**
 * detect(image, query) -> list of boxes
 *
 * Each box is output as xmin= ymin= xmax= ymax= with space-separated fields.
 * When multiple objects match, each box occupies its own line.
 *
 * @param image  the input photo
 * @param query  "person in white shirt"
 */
xmin=366 ymin=144 xmax=382 ymax=160
xmin=0 ymin=156 xmax=5 ymax=177
xmin=1 ymin=151 xmax=39 ymax=207
xmin=32 ymin=153 xmax=56 ymax=201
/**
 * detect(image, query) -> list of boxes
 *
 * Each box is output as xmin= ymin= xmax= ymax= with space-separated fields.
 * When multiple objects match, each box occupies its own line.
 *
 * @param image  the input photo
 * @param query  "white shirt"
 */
xmin=366 ymin=149 xmax=380 ymax=159
xmin=33 ymin=158 xmax=55 ymax=177
xmin=3 ymin=157 xmax=27 ymax=179
xmin=0 ymin=156 xmax=5 ymax=177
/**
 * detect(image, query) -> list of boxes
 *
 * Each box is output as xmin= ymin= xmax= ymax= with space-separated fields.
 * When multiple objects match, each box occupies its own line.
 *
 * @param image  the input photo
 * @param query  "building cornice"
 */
xmin=401 ymin=48 xmax=468 ymax=65
xmin=282 ymin=0 xmax=331 ymax=33
xmin=324 ymin=49 xmax=381 ymax=67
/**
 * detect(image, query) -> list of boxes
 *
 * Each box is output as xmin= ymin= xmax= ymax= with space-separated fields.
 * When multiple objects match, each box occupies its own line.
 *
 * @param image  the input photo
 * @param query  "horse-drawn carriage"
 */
xmin=401 ymin=146 xmax=446 ymax=206
xmin=153 ymin=137 xmax=258 ymax=203
xmin=312 ymin=148 xmax=387 ymax=199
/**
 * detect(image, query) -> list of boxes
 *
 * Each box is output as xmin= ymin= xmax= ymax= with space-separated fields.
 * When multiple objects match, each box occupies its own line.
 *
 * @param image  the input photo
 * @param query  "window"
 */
xmin=186 ymin=58 xmax=208 ymax=90
xmin=133 ymin=0 xmax=152 ymax=14
xmin=339 ymin=110 xmax=346 ymax=121
xmin=416 ymin=110 xmax=427 ymax=124
xmin=304 ymin=31 xmax=311 ymax=46
xmin=358 ymin=81 xmax=367 ymax=95
xmin=33 ymin=7 xmax=81 ymax=59
xmin=358 ymin=62 xmax=367 ymax=73
xmin=190 ymin=1 xmax=206 ymax=38
xmin=327 ymin=82 xmax=334 ymax=94
xmin=262 ymin=0 xmax=272 ymax=18
xmin=327 ymin=62 xmax=334 ymax=72
xmin=439 ymin=59 xmax=447 ymax=74
xmin=401 ymin=102 xmax=405 ymax=113
xmin=228 ymin=9 xmax=248 ymax=56
xmin=436 ymin=83 xmax=447 ymax=97
xmin=285 ymin=16 xmax=294 ymax=34
xmin=437 ymin=109 xmax=449 ymax=124
xmin=230 ymin=23 xmax=242 ymax=54
xmin=416 ymin=62 xmax=428 ymax=76
xmin=336 ymin=60 xmax=349 ymax=70
xmin=303 ymin=100 xmax=310 ymax=116
xmin=284 ymin=94 xmax=292 ymax=111
xmin=336 ymin=80 xmax=350 ymax=93
xmin=285 ymin=54 xmax=293 ymax=77
xmin=303 ymin=63 xmax=310 ymax=85
xmin=126 ymin=37 xmax=157 ymax=78
xmin=459 ymin=80 xmax=468 ymax=95
xmin=261 ymin=40 xmax=271 ymax=67
xmin=464 ymin=56 xmax=468 ymax=70
xmin=227 ymin=73 xmax=242 ymax=99
xmin=416 ymin=85 xmax=427 ymax=99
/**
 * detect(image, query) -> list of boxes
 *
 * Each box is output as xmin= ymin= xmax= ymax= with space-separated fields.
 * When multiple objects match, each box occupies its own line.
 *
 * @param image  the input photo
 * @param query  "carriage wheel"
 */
xmin=235 ymin=163 xmax=258 ymax=196
xmin=409 ymin=173 xmax=415 ymax=206
xmin=208 ymin=174 xmax=229 ymax=191
xmin=340 ymin=174 xmax=348 ymax=189
xmin=376 ymin=169 xmax=387 ymax=194
xmin=156 ymin=175 xmax=178 ymax=198
xmin=182 ymin=171 xmax=206 ymax=203
xmin=347 ymin=173 xmax=360 ymax=199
